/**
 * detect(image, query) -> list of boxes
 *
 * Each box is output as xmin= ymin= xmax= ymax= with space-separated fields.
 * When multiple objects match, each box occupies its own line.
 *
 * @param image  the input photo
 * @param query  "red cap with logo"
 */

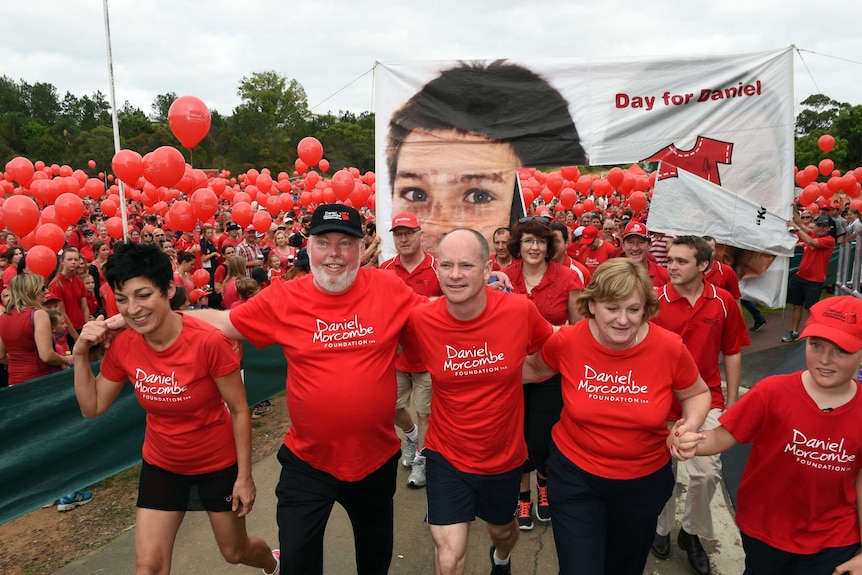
xmin=579 ymin=225 xmax=599 ymax=245
xmin=390 ymin=212 xmax=420 ymax=231
xmin=799 ymin=296 xmax=862 ymax=353
xmin=622 ymin=221 xmax=650 ymax=241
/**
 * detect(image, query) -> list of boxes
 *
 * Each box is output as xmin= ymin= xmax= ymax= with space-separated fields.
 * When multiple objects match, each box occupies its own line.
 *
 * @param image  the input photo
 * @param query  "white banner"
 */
xmin=374 ymin=48 xmax=795 ymax=303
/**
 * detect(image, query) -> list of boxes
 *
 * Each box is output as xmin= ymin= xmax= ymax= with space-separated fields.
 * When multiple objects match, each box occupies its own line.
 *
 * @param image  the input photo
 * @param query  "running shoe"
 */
xmin=57 ymin=490 xmax=92 ymax=511
xmin=535 ymin=482 xmax=551 ymax=522
xmin=407 ymin=458 xmax=426 ymax=488
xmin=401 ymin=437 xmax=418 ymax=468
xmin=517 ymin=499 xmax=534 ymax=531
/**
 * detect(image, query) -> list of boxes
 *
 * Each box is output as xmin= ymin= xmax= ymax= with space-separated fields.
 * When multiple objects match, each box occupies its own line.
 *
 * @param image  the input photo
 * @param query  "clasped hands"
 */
xmin=666 ymin=418 xmax=706 ymax=461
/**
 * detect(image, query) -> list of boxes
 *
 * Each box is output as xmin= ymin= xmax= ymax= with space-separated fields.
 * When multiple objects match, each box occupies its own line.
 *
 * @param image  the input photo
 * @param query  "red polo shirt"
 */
xmin=654 ymin=281 xmax=750 ymax=416
xmin=797 ymin=234 xmax=835 ymax=283
xmin=704 ymin=260 xmax=741 ymax=298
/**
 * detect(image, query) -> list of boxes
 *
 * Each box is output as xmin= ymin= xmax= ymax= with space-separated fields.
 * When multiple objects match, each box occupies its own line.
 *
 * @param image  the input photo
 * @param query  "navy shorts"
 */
xmin=137 ymin=459 xmax=237 ymax=512
xmin=425 ymin=449 xmax=520 ymax=527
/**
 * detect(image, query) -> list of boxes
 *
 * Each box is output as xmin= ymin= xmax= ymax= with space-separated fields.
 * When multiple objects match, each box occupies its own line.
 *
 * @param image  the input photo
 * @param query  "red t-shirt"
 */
xmin=704 ymin=260 xmax=741 ymax=299
xmin=655 ymin=281 xmax=750 ymax=416
xmin=380 ymin=252 xmax=442 ymax=372
xmin=229 ymin=269 xmax=426 ymax=481
xmin=49 ymin=273 xmax=88 ymax=330
xmin=576 ymin=241 xmax=615 ymax=274
xmin=720 ymin=372 xmax=862 ymax=554
xmin=542 ymin=320 xmax=700 ymax=479
xmin=403 ymin=289 xmax=553 ymax=474
xmin=98 ymin=314 xmax=240 ymax=474
xmin=175 ymin=234 xmax=202 ymax=271
xmin=797 ymin=234 xmax=836 ymax=283
xmin=503 ymin=260 xmax=584 ymax=326
xmin=0 ymin=309 xmax=52 ymax=385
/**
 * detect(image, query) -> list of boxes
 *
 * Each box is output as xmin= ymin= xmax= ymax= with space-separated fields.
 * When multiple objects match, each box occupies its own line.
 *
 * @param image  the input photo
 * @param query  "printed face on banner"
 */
xmin=392 ymin=129 xmax=519 ymax=255
xmin=378 ymin=60 xmax=589 ymax=257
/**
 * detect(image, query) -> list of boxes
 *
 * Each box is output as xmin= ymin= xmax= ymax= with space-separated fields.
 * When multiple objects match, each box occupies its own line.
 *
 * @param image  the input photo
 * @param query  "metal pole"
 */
xmin=102 ymin=0 xmax=128 ymax=242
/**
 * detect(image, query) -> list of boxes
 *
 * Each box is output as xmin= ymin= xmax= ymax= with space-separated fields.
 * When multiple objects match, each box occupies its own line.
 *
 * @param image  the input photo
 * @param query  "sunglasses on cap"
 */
xmin=518 ymin=216 xmax=550 ymax=224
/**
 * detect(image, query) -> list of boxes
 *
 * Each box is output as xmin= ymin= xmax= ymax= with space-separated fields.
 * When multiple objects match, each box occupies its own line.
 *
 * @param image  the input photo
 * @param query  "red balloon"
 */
xmin=795 ymin=170 xmax=811 ymax=188
xmin=558 ymin=188 xmax=577 ymax=210
xmin=84 ymin=178 xmax=105 ymax=200
xmin=818 ymin=134 xmax=835 ymax=154
xmin=175 ymin=164 xmax=196 ymax=193
xmin=211 ymin=177 xmax=227 ymax=196
xmin=169 ymin=200 xmax=196 ymax=232
xmin=192 ymin=269 xmax=210 ymax=288
xmin=191 ymin=188 xmax=218 ymax=222
xmin=540 ymin=188 xmax=554 ymax=204
xmin=105 ymin=216 xmax=124 ymax=240
xmin=5 ymin=156 xmax=35 ymax=187
xmin=546 ymin=172 xmax=564 ymax=194
xmin=819 ymin=159 xmax=835 ymax=177
xmin=331 ymin=170 xmax=354 ymax=201
xmin=297 ymin=137 xmax=324 ymax=167
xmin=112 ymin=149 xmax=144 ymax=185
xmin=100 ymin=199 xmax=118 ymax=217
xmin=561 ymin=166 xmax=581 ymax=182
xmin=803 ymin=165 xmax=819 ymax=182
xmin=266 ymin=195 xmax=282 ymax=216
xmin=252 ymin=210 xmax=271 ymax=233
xmin=54 ymin=193 xmax=84 ymax=228
xmin=280 ymin=194 xmax=295 ymax=213
xmin=294 ymin=158 xmax=308 ymax=174
xmin=35 ymin=223 xmax=66 ymax=253
xmin=143 ymin=146 xmax=186 ymax=188
xmin=256 ymin=172 xmax=273 ymax=194
xmin=232 ymin=202 xmax=253 ymax=228
xmin=88 ymin=159 xmax=96 ymax=169
xmin=606 ymin=167 xmax=625 ymax=189
xmin=59 ymin=165 xmax=72 ymax=177
xmin=40 ymin=205 xmax=59 ymax=227
xmin=583 ymin=198 xmax=596 ymax=212
xmin=26 ymin=245 xmax=58 ymax=279
xmin=592 ymin=179 xmax=613 ymax=197
xmin=572 ymin=204 xmax=584 ymax=218
xmin=318 ymin=159 xmax=330 ymax=173
xmin=168 ymin=95 xmax=211 ymax=148
xmin=628 ymin=191 xmax=648 ymax=213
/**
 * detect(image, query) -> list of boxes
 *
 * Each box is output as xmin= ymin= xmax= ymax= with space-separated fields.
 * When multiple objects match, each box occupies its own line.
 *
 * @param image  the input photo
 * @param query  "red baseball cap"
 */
xmin=800 ymin=297 xmax=862 ymax=352
xmin=45 ymin=291 xmax=62 ymax=302
xmin=390 ymin=212 xmax=420 ymax=231
xmin=579 ymin=225 xmax=599 ymax=245
xmin=622 ymin=221 xmax=650 ymax=241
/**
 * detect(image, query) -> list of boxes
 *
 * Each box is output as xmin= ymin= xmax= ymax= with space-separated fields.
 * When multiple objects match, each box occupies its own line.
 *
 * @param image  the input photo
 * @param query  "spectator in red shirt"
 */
xmin=783 ymin=211 xmax=837 ymax=342
xmin=575 ymin=225 xmax=614 ymax=274
xmin=491 ymin=227 xmax=513 ymax=271
xmin=49 ymin=247 xmax=89 ymax=344
xmin=620 ymin=221 xmax=669 ymax=289
xmin=379 ymin=212 xmax=442 ymax=489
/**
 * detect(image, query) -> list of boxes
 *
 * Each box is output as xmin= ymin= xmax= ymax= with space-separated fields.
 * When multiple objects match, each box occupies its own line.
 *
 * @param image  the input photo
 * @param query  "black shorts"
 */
xmin=787 ymin=274 xmax=824 ymax=309
xmin=136 ymin=460 xmax=237 ymax=512
xmin=425 ymin=449 xmax=520 ymax=527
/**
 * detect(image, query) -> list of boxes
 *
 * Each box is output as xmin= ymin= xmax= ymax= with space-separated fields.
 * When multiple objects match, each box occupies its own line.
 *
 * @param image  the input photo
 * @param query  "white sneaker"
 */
xmin=407 ymin=459 xmax=426 ymax=488
xmin=401 ymin=438 xmax=418 ymax=468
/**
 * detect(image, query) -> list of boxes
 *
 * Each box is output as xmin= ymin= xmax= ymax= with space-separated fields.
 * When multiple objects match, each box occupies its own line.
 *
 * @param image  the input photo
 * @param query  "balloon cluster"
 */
xmin=518 ymin=165 xmax=654 ymax=218
xmin=794 ymin=134 xmax=862 ymax=214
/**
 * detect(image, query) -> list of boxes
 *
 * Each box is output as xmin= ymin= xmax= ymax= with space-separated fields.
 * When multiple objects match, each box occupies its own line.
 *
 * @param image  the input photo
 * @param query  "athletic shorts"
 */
xmin=787 ymin=274 xmax=824 ymax=309
xmin=425 ymin=449 xmax=520 ymax=527
xmin=137 ymin=459 xmax=237 ymax=512
xmin=396 ymin=369 xmax=432 ymax=414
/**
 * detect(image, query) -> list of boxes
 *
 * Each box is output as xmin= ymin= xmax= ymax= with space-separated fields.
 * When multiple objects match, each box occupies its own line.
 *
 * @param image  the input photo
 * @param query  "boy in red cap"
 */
xmin=682 ymin=296 xmax=862 ymax=575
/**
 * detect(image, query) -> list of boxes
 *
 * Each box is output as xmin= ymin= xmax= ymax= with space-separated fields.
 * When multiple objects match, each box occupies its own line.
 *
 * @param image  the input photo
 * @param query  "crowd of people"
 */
xmin=0 ymin=192 xmax=860 ymax=575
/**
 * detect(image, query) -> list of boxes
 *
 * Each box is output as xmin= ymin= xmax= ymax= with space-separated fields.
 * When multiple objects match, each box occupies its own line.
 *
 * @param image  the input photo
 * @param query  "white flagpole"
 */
xmin=102 ymin=0 xmax=128 ymax=242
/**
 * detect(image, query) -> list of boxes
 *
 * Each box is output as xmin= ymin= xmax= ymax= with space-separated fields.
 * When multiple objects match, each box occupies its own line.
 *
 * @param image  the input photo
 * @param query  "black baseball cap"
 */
xmin=309 ymin=204 xmax=364 ymax=238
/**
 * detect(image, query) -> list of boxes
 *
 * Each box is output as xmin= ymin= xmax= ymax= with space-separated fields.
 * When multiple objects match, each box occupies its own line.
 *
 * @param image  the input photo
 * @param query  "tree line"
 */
xmin=0 ymin=70 xmax=375 ymax=177
xmin=1 ymin=70 xmax=860 ymax=177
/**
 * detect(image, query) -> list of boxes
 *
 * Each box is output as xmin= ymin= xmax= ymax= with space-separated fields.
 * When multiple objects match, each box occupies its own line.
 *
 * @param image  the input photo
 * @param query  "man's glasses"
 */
xmin=518 ymin=216 xmax=550 ymax=224
xmin=393 ymin=229 xmax=419 ymax=239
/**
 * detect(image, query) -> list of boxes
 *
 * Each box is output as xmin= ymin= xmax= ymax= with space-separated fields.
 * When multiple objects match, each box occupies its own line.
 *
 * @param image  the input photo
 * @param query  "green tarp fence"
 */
xmin=0 ymin=342 xmax=286 ymax=525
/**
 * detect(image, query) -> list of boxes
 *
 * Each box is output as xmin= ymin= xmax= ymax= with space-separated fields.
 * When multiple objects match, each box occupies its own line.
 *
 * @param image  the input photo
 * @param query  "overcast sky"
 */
xmin=2 ymin=0 xmax=860 ymax=119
